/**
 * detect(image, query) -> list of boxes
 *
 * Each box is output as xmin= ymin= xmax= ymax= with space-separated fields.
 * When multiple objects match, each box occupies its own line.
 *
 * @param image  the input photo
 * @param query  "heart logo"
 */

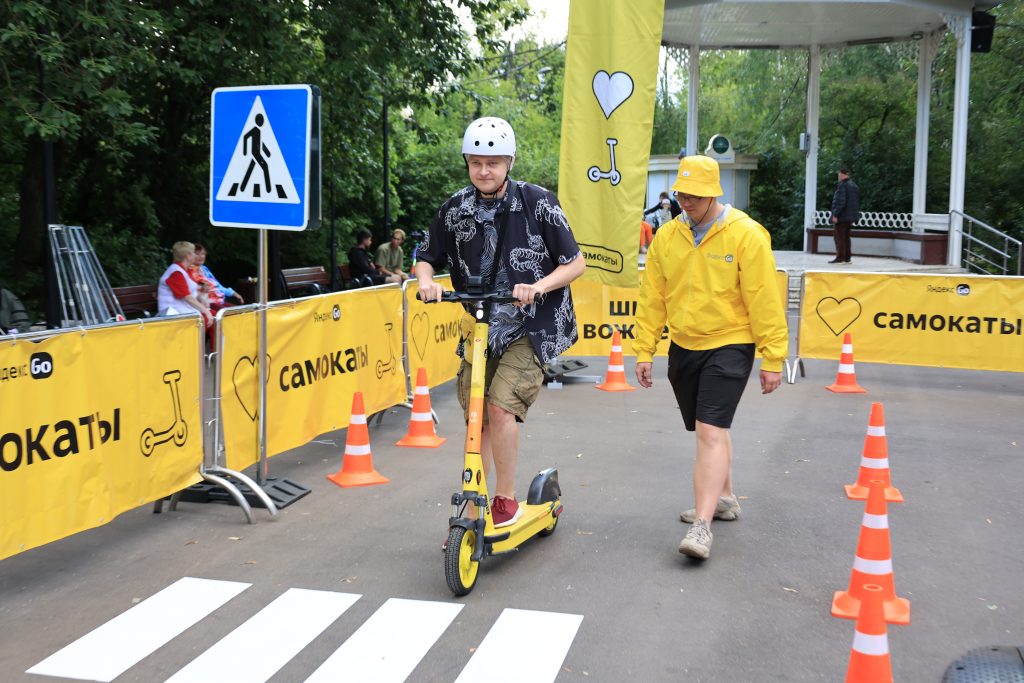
xmin=411 ymin=312 xmax=430 ymax=360
xmin=232 ymin=354 xmax=272 ymax=421
xmin=592 ymin=70 xmax=634 ymax=119
xmin=815 ymin=297 xmax=862 ymax=336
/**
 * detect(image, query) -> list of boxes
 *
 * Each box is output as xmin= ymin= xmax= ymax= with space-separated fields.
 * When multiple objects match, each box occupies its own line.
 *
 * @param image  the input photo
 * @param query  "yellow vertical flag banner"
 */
xmin=558 ymin=0 xmax=664 ymax=287
xmin=403 ymin=276 xmax=465 ymax=388
xmin=0 ymin=318 xmax=203 ymax=560
xmin=799 ymin=271 xmax=1024 ymax=371
xmin=220 ymin=287 xmax=407 ymax=471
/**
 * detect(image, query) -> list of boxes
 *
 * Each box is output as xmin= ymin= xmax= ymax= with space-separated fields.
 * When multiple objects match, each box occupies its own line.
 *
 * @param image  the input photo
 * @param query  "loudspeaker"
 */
xmin=971 ymin=11 xmax=996 ymax=53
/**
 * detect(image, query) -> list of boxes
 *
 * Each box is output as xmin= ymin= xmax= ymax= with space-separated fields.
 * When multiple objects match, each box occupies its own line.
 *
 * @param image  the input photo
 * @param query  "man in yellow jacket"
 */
xmin=634 ymin=155 xmax=787 ymax=560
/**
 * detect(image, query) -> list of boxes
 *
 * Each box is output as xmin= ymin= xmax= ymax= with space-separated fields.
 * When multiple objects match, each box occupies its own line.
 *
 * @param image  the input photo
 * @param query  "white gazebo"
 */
xmin=661 ymin=0 xmax=1000 ymax=267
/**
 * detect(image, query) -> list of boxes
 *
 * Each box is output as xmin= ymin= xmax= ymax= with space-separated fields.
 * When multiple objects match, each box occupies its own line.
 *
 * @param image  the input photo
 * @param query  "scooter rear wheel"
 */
xmin=538 ymin=510 xmax=559 ymax=537
xmin=444 ymin=526 xmax=479 ymax=596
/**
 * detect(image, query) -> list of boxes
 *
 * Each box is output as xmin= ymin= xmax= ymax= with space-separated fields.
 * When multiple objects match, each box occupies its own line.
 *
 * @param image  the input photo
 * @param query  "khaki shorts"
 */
xmin=456 ymin=336 xmax=544 ymax=424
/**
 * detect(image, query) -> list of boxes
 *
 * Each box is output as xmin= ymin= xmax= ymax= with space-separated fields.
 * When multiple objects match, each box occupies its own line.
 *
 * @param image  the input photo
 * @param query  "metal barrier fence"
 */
xmin=5 ymin=270 xmax=1022 ymax=557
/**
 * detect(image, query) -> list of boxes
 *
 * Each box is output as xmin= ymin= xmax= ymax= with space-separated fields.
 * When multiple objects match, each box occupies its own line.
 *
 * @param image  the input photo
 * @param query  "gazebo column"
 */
xmin=945 ymin=13 xmax=972 ymax=267
xmin=803 ymin=44 xmax=821 ymax=252
xmin=912 ymin=32 xmax=940 ymax=221
xmin=687 ymin=44 xmax=700 ymax=155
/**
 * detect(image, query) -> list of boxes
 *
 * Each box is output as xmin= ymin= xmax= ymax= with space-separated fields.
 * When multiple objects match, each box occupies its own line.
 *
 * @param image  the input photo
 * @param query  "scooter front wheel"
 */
xmin=444 ymin=526 xmax=479 ymax=596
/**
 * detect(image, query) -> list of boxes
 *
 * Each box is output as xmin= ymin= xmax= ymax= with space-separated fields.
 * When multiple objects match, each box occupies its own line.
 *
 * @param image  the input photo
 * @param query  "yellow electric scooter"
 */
xmin=422 ymin=277 xmax=562 ymax=596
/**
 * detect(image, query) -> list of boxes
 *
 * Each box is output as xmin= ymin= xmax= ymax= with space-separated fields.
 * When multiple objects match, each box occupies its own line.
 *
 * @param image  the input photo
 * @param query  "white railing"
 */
xmin=953 ymin=210 xmax=1022 ymax=276
xmin=813 ymin=211 xmax=914 ymax=229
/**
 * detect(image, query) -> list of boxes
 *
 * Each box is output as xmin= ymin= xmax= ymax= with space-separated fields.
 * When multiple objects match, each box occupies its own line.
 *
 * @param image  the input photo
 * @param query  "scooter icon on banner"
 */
xmin=140 ymin=370 xmax=188 ymax=456
xmin=375 ymin=322 xmax=399 ymax=379
xmin=587 ymin=138 xmax=621 ymax=186
xmin=587 ymin=70 xmax=634 ymax=188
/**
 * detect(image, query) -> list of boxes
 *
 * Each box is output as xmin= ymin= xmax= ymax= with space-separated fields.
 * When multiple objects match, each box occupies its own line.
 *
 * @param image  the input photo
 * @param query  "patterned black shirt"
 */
xmin=420 ymin=179 xmax=581 ymax=363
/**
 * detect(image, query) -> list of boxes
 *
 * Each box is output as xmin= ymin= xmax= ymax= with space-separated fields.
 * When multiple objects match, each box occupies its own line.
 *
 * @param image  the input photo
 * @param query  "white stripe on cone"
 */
xmin=608 ymin=365 xmax=624 ymax=372
xmin=410 ymin=412 xmax=432 ymax=422
xmin=838 ymin=363 xmax=856 ymax=373
xmin=842 ymin=344 xmax=853 ymax=353
xmin=852 ymin=631 xmax=889 ymax=656
xmin=345 ymin=444 xmax=371 ymax=456
xmin=860 ymin=457 xmax=890 ymax=468
xmin=350 ymin=414 xmax=367 ymax=425
xmin=415 ymin=386 xmax=429 ymax=395
xmin=852 ymin=556 xmax=893 ymax=575
xmin=867 ymin=425 xmax=886 ymax=437
xmin=861 ymin=512 xmax=889 ymax=529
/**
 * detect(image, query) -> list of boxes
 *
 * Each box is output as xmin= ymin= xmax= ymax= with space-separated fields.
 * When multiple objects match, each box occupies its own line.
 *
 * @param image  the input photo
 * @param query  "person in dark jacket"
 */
xmin=830 ymin=167 xmax=860 ymax=264
xmin=348 ymin=230 xmax=400 ymax=287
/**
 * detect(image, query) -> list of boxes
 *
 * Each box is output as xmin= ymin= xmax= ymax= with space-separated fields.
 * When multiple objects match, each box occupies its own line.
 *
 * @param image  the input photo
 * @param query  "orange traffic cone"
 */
xmin=396 ymin=367 xmax=446 ymax=448
xmin=327 ymin=392 xmax=390 ymax=488
xmin=845 ymin=402 xmax=903 ymax=502
xmin=845 ymin=584 xmax=894 ymax=683
xmin=827 ymin=333 xmax=867 ymax=393
xmin=596 ymin=329 xmax=635 ymax=392
xmin=832 ymin=479 xmax=910 ymax=625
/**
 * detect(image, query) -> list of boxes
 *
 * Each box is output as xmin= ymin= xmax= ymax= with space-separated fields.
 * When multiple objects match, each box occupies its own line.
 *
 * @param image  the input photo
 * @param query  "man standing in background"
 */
xmin=830 ymin=166 xmax=860 ymax=264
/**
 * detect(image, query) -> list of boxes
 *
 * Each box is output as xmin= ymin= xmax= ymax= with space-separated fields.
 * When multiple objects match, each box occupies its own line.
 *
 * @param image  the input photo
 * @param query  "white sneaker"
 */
xmin=680 ymin=495 xmax=741 ymax=523
xmin=679 ymin=518 xmax=713 ymax=559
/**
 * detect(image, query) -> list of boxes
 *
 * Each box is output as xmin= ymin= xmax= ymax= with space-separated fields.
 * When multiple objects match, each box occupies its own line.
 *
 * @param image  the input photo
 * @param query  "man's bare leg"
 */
xmin=486 ymin=401 xmax=519 ymax=500
xmin=693 ymin=421 xmax=732 ymax=525
xmin=466 ymin=403 xmax=518 ymax=515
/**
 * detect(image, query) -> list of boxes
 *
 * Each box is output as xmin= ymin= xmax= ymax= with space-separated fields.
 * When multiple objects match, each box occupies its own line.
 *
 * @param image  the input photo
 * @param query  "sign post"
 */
xmin=210 ymin=84 xmax=321 ymax=504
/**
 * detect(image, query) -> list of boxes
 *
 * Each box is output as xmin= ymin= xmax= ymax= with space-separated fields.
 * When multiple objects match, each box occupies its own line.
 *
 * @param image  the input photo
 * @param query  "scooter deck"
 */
xmin=488 ymin=500 xmax=560 ymax=554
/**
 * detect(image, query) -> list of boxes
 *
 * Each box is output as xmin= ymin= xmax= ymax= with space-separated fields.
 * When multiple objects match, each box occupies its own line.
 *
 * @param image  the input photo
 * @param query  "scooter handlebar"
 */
xmin=416 ymin=290 xmax=529 ymax=304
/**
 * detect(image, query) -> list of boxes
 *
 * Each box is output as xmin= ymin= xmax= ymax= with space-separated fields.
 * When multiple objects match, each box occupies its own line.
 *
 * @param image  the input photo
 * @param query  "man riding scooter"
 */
xmin=414 ymin=116 xmax=585 ymax=528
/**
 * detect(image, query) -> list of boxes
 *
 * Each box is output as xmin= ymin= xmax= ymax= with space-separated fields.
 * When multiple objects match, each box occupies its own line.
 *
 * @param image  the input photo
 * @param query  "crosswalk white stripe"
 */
xmin=455 ymin=608 xmax=583 ymax=683
xmin=306 ymin=598 xmax=463 ymax=683
xmin=26 ymin=577 xmax=250 ymax=682
xmin=166 ymin=588 xmax=360 ymax=683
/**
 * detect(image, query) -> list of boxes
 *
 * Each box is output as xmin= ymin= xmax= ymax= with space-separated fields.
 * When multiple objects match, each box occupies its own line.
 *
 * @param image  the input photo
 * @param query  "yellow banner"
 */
xmin=220 ymin=287 xmax=408 ymax=470
xmin=568 ymin=270 xmax=789 ymax=356
xmin=0 ymin=318 xmax=203 ymax=560
xmin=558 ymin=0 xmax=664 ymax=287
xmin=403 ymin=276 xmax=465 ymax=388
xmin=799 ymin=271 xmax=1024 ymax=372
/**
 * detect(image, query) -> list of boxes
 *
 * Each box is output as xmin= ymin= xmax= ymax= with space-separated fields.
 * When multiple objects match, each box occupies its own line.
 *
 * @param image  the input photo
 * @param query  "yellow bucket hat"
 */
xmin=671 ymin=155 xmax=723 ymax=197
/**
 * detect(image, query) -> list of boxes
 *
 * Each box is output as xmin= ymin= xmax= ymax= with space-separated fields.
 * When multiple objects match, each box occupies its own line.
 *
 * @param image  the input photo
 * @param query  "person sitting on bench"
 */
xmin=348 ymin=229 xmax=400 ymax=287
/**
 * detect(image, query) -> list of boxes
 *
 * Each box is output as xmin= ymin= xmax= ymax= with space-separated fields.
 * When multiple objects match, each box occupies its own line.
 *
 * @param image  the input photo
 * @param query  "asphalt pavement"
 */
xmin=1 ymin=353 xmax=1022 ymax=682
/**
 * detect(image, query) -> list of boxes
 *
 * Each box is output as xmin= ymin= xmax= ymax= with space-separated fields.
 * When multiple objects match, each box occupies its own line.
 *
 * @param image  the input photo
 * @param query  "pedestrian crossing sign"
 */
xmin=210 ymin=84 xmax=321 ymax=231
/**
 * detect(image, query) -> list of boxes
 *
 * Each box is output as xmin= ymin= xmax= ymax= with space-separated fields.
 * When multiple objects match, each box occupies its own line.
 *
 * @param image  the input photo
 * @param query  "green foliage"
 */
xmin=0 ymin=0 xmax=530 ymax=316
xmin=654 ymin=6 xmax=1024 ymax=251
xmin=389 ymin=37 xmax=566 ymax=235
xmin=3 ymin=0 xmax=1023 ymax=319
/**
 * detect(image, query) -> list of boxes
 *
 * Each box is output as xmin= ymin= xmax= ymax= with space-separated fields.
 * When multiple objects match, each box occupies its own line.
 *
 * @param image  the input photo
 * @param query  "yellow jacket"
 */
xmin=634 ymin=207 xmax=788 ymax=372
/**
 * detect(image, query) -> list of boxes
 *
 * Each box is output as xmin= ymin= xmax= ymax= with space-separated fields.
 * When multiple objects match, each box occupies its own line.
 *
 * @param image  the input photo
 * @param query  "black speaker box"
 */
xmin=972 ymin=11 xmax=996 ymax=53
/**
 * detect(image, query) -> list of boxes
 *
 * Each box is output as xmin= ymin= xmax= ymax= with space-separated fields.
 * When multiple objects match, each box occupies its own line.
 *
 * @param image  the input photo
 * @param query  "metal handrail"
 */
xmin=951 ymin=210 xmax=1022 ymax=276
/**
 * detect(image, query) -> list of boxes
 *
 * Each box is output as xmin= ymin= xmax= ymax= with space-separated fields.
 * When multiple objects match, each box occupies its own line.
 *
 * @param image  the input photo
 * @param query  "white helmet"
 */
xmin=461 ymin=117 xmax=516 ymax=160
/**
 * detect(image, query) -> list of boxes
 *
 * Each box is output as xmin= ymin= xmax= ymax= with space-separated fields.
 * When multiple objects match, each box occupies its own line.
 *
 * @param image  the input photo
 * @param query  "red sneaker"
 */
xmin=492 ymin=495 xmax=522 ymax=528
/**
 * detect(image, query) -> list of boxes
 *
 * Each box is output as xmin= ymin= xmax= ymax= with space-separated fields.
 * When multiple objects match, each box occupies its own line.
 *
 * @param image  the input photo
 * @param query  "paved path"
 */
xmin=2 ymin=349 xmax=1021 ymax=681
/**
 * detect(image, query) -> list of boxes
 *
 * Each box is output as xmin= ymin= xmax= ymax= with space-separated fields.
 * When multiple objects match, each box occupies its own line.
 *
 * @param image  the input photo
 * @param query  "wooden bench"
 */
xmin=112 ymin=284 xmax=158 ymax=319
xmin=281 ymin=266 xmax=330 ymax=297
xmin=807 ymin=228 xmax=949 ymax=265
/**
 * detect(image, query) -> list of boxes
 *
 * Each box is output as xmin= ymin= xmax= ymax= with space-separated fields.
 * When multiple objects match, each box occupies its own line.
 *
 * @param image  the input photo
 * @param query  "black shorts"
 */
xmin=667 ymin=343 xmax=755 ymax=432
